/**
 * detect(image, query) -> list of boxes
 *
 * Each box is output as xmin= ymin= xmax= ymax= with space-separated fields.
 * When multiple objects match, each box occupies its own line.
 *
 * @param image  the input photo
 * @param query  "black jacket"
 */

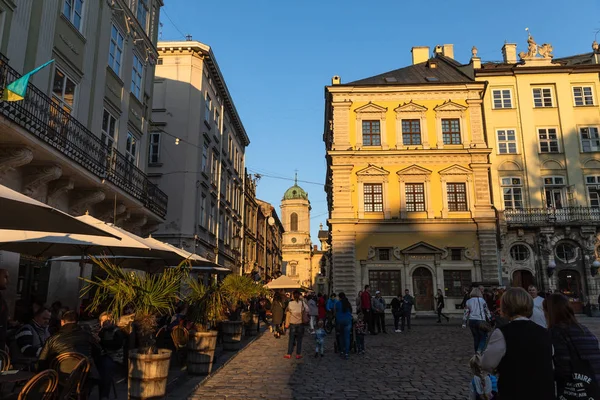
xmin=38 ymin=323 xmax=102 ymax=370
xmin=390 ymin=297 xmax=402 ymax=313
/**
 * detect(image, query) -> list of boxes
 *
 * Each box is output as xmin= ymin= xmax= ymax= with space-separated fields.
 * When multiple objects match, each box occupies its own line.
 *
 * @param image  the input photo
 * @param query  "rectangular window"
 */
xmin=63 ymin=0 xmax=84 ymax=31
xmin=402 ymin=119 xmax=421 ymax=145
xmin=52 ymin=68 xmax=76 ymax=114
xmin=573 ymin=86 xmax=594 ymax=106
xmin=543 ymin=177 xmax=565 ymax=209
xmin=215 ymin=110 xmax=221 ymax=130
xmin=443 ymin=270 xmax=472 ymax=297
xmin=450 ymin=248 xmax=463 ymax=261
xmin=199 ymin=196 xmax=206 ymax=228
xmin=586 ymin=176 xmax=600 ymax=208
xmin=501 ymin=177 xmax=523 ymax=209
xmin=447 ymin=183 xmax=467 ymax=211
xmin=108 ymin=24 xmax=124 ymax=76
xmin=131 ymin=54 xmax=143 ymax=99
xmin=136 ymin=0 xmax=148 ymax=32
xmin=368 ymin=270 xmax=401 ymax=297
xmin=538 ymin=128 xmax=560 ymax=153
xmin=202 ymin=143 xmax=209 ymax=172
xmin=125 ymin=132 xmax=137 ymax=165
xmin=405 ymin=183 xmax=425 ymax=212
xmin=497 ymin=129 xmax=517 ymax=154
xmin=363 ymin=183 xmax=383 ymax=212
xmin=211 ymin=152 xmax=218 ymax=185
xmin=204 ymin=93 xmax=212 ymax=123
xmin=533 ymin=87 xmax=553 ymax=107
xmin=442 ymin=118 xmax=461 ymax=145
xmin=208 ymin=202 xmax=215 ymax=234
xmin=492 ymin=89 xmax=512 ymax=109
xmin=148 ymin=132 xmax=160 ymax=163
xmin=362 ymin=120 xmax=381 ymax=146
xmin=378 ymin=248 xmax=390 ymax=261
xmin=101 ymin=109 xmax=117 ymax=148
xmin=580 ymin=127 xmax=600 ymax=152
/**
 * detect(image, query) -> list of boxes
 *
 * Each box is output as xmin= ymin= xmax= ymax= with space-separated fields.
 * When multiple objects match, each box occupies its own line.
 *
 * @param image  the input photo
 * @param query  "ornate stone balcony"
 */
xmin=0 ymin=54 xmax=167 ymax=218
xmin=504 ymin=207 xmax=600 ymax=226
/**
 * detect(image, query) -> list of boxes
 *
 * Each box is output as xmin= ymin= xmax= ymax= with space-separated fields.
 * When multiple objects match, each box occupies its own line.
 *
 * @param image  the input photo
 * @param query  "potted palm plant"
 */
xmin=219 ymin=274 xmax=265 ymax=351
xmin=184 ymin=278 xmax=226 ymax=375
xmin=81 ymin=257 xmax=185 ymax=399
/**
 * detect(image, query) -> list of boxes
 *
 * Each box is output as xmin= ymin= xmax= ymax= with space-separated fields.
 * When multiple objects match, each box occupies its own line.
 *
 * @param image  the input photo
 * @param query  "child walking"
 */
xmin=355 ymin=313 xmax=366 ymax=354
xmin=468 ymin=354 xmax=497 ymax=400
xmin=314 ymin=320 xmax=326 ymax=357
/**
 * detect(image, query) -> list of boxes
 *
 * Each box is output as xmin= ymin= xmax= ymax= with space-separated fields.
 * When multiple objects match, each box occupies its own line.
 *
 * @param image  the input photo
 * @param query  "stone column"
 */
xmin=477 ymin=225 xmax=500 ymax=284
xmin=331 ymin=231 xmax=357 ymax=295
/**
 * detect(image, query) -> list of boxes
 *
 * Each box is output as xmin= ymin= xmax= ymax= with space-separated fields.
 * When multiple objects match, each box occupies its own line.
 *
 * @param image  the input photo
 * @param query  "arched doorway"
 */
xmin=412 ymin=267 xmax=433 ymax=311
xmin=512 ymin=270 xmax=534 ymax=290
xmin=558 ymin=269 xmax=583 ymax=314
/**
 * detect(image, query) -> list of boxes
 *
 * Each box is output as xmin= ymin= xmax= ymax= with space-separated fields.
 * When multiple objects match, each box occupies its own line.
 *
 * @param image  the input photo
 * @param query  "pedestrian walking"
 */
xmin=390 ymin=293 xmax=403 ymax=333
xmin=527 ymin=285 xmax=547 ymax=328
xmin=314 ymin=320 xmax=326 ymax=358
xmin=462 ymin=288 xmax=492 ymax=353
xmin=401 ymin=289 xmax=414 ymax=332
xmin=468 ymin=354 xmax=497 ymax=400
xmin=334 ymin=292 xmax=353 ymax=359
xmin=284 ymin=290 xmax=307 ymax=359
xmin=355 ymin=313 xmax=366 ymax=354
xmin=480 ymin=288 xmax=554 ymax=400
xmin=361 ymin=285 xmax=373 ymax=334
xmin=436 ymin=289 xmax=450 ymax=323
xmin=543 ymin=293 xmax=600 ymax=399
xmin=308 ymin=295 xmax=318 ymax=334
xmin=271 ymin=292 xmax=285 ymax=339
xmin=372 ymin=291 xmax=387 ymax=333
xmin=317 ymin=293 xmax=326 ymax=322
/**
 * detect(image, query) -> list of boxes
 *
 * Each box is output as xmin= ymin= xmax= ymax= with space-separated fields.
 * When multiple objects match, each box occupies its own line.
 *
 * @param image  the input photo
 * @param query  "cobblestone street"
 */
xmin=189 ymin=318 xmax=474 ymax=400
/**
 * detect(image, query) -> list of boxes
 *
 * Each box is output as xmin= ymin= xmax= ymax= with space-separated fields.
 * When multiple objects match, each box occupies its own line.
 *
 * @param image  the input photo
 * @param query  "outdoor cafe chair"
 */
xmin=55 ymin=358 xmax=89 ymax=400
xmin=12 ymin=369 xmax=58 ymax=400
xmin=0 ymin=350 xmax=11 ymax=372
xmin=170 ymin=326 xmax=189 ymax=365
xmin=50 ymin=353 xmax=88 ymax=388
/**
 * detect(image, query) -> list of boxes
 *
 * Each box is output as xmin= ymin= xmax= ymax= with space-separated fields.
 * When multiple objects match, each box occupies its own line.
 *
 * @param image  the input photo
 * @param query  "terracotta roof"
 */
xmin=347 ymin=55 xmax=474 ymax=85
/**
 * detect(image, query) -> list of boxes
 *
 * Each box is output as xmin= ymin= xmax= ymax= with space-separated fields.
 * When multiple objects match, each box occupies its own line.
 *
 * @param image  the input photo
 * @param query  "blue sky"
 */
xmin=160 ymin=0 xmax=600 ymax=242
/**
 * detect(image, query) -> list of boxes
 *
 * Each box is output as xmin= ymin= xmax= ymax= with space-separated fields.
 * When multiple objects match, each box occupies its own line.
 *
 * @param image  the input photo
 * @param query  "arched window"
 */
xmin=290 ymin=213 xmax=298 ymax=231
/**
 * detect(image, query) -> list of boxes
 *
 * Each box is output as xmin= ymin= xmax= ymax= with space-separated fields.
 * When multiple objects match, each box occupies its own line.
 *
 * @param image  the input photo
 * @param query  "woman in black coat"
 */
xmin=270 ymin=292 xmax=285 ymax=338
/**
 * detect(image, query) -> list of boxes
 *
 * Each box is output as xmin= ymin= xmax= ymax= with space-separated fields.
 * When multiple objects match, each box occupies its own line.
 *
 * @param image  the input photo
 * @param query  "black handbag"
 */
xmin=556 ymin=331 xmax=600 ymax=400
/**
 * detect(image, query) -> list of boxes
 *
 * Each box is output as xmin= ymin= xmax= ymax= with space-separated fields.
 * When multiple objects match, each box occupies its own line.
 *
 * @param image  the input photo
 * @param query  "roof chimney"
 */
xmin=442 ymin=44 xmax=454 ymax=59
xmin=502 ymin=43 xmax=517 ymax=64
xmin=331 ymin=75 xmax=341 ymax=85
xmin=411 ymin=46 xmax=430 ymax=65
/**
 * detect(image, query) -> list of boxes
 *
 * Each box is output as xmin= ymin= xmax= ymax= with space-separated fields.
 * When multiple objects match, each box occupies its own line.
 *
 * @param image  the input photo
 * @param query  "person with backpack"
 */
xmin=390 ymin=293 xmax=403 ymax=333
xmin=334 ymin=292 xmax=353 ymax=360
xmin=468 ymin=354 xmax=497 ymax=400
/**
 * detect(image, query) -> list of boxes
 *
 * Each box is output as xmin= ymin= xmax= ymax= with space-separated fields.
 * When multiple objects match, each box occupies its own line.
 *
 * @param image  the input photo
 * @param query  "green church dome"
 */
xmin=283 ymin=174 xmax=309 ymax=201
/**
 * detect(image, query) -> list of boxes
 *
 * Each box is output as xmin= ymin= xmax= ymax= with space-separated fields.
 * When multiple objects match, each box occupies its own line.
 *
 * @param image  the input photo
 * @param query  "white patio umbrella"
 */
xmin=265 ymin=275 xmax=303 ymax=290
xmin=0 ymin=183 xmax=119 ymax=237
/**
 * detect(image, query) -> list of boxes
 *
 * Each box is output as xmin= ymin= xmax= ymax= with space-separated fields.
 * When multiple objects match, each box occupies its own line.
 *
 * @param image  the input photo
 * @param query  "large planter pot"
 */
xmin=221 ymin=321 xmax=243 ymax=351
xmin=187 ymin=331 xmax=218 ymax=376
xmin=128 ymin=349 xmax=171 ymax=400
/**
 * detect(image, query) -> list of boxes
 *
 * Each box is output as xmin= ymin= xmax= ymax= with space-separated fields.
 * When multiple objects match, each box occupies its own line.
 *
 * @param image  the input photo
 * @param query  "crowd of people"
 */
xmin=462 ymin=284 xmax=600 ymax=399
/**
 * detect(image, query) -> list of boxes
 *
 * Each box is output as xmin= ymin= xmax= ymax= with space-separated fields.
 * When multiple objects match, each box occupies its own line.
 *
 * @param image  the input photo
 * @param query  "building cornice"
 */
xmin=326 ymin=82 xmax=486 ymax=95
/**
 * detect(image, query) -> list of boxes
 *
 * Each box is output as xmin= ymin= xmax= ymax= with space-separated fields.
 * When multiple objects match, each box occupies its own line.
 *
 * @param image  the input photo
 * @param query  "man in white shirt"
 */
xmin=528 ymin=284 xmax=547 ymax=328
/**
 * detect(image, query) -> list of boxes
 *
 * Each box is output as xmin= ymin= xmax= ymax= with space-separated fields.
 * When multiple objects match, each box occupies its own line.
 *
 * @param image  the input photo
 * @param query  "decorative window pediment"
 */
xmin=397 ymin=164 xmax=432 ymax=176
xmin=354 ymin=102 xmax=388 ymax=115
xmin=439 ymin=164 xmax=472 ymax=176
xmin=401 ymin=241 xmax=444 ymax=255
xmin=433 ymin=100 xmax=468 ymax=113
xmin=356 ymin=164 xmax=390 ymax=178
xmin=394 ymin=101 xmax=428 ymax=114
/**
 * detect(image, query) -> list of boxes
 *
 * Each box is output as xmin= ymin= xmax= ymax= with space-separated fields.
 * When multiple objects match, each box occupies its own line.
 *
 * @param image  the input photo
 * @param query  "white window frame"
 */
xmin=537 ymin=127 xmax=560 ymax=153
xmin=543 ymin=176 xmax=566 ymax=209
xmin=63 ymin=0 xmax=84 ymax=32
xmin=440 ymin=167 xmax=474 ymax=218
xmin=125 ymin=131 xmax=138 ymax=165
xmin=148 ymin=131 xmax=160 ymax=164
xmin=108 ymin=24 xmax=124 ymax=76
xmin=532 ymin=87 xmax=554 ymax=108
xmin=500 ymin=177 xmax=524 ymax=210
xmin=573 ymin=86 xmax=594 ymax=106
xmin=101 ymin=109 xmax=117 ymax=149
xmin=579 ymin=126 xmax=600 ymax=152
xmin=131 ymin=53 xmax=144 ymax=100
xmin=136 ymin=0 xmax=149 ymax=33
xmin=202 ymin=143 xmax=209 ymax=173
xmin=52 ymin=67 xmax=77 ymax=114
xmin=496 ymin=128 xmax=518 ymax=154
xmin=199 ymin=195 xmax=207 ymax=228
xmin=585 ymin=175 xmax=600 ymax=208
xmin=204 ymin=93 xmax=212 ymax=123
xmin=394 ymin=103 xmax=429 ymax=149
xmin=208 ymin=202 xmax=216 ymax=234
xmin=397 ymin=166 xmax=433 ymax=219
xmin=356 ymin=166 xmax=390 ymax=219
xmin=434 ymin=102 xmax=469 ymax=149
xmin=354 ymin=103 xmax=388 ymax=150
xmin=492 ymin=89 xmax=513 ymax=109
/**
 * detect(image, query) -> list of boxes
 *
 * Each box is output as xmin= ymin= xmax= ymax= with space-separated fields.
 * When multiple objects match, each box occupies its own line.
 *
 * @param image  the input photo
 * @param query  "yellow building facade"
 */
xmin=324 ymin=45 xmax=498 ymax=313
xmin=469 ymin=37 xmax=600 ymax=311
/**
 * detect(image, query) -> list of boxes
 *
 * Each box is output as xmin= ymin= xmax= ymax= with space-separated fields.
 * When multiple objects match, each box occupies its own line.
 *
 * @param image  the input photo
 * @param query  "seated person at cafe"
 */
xmin=12 ymin=307 xmax=51 ymax=359
xmin=98 ymin=312 xmax=125 ymax=364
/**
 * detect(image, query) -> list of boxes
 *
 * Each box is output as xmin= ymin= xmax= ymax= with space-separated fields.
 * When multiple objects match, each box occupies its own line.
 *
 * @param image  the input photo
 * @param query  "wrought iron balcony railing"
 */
xmin=504 ymin=207 xmax=600 ymax=226
xmin=0 ymin=55 xmax=167 ymax=218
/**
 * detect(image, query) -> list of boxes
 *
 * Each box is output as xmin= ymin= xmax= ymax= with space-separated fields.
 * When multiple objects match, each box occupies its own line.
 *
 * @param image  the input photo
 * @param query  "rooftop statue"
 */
xmin=519 ymin=29 xmax=553 ymax=60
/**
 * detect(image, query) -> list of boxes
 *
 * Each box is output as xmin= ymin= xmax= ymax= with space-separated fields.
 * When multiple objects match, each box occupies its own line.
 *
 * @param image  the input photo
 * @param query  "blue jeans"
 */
xmin=356 ymin=334 xmax=364 ymax=352
xmin=287 ymin=324 xmax=305 ymax=355
xmin=469 ymin=320 xmax=488 ymax=353
xmin=336 ymin=320 xmax=352 ymax=355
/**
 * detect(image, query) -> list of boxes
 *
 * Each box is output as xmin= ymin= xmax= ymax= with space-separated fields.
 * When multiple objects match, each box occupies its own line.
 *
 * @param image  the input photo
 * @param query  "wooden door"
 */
xmin=512 ymin=270 xmax=534 ymax=290
xmin=412 ymin=267 xmax=434 ymax=311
